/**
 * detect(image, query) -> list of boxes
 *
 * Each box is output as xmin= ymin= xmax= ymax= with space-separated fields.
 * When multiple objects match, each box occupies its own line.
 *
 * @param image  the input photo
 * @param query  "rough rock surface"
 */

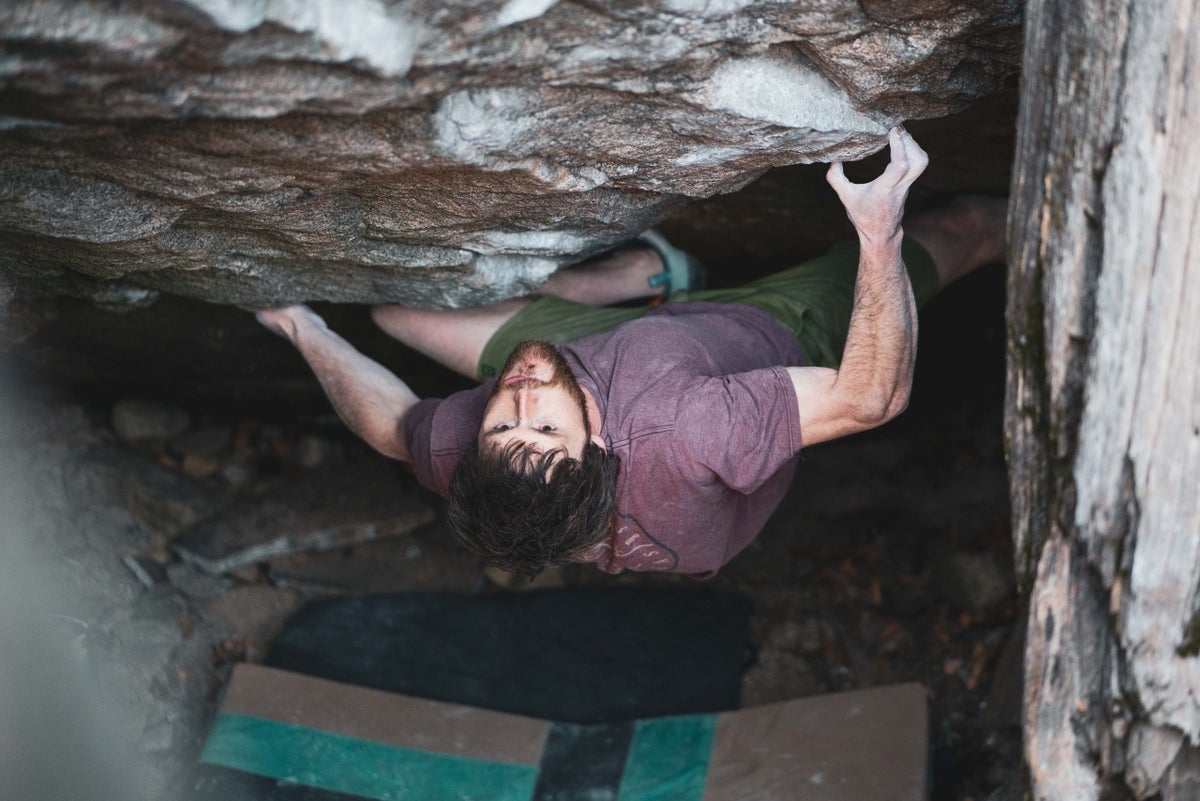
xmin=0 ymin=0 xmax=1020 ymax=308
xmin=0 ymin=390 xmax=221 ymax=800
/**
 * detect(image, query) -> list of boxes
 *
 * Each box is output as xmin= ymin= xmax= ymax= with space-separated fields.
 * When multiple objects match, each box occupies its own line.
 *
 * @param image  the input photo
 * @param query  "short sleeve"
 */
xmin=401 ymin=383 xmax=494 ymax=498
xmin=674 ymin=366 xmax=803 ymax=494
xmin=403 ymin=398 xmax=448 ymax=495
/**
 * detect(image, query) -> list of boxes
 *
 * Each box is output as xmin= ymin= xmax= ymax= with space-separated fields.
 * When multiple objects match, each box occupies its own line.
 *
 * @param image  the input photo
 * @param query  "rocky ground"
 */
xmin=0 ymin=254 xmax=1018 ymax=801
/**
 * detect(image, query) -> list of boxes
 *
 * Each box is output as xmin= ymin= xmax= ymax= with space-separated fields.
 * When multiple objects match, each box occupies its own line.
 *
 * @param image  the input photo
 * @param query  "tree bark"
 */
xmin=1008 ymin=0 xmax=1200 ymax=799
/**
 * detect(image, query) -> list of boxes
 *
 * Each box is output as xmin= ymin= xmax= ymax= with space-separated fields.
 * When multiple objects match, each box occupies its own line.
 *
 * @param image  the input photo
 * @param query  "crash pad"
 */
xmin=263 ymin=589 xmax=754 ymax=723
xmin=189 ymin=664 xmax=929 ymax=801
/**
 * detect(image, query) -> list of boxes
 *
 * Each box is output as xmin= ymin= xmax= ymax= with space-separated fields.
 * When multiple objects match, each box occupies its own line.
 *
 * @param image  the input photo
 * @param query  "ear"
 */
xmin=589 ymin=433 xmax=607 ymax=452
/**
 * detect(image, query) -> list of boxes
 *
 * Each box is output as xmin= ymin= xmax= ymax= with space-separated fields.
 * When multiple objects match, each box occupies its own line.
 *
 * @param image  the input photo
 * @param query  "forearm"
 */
xmin=787 ymin=127 xmax=926 ymax=447
xmin=277 ymin=307 xmax=419 ymax=460
xmin=833 ymin=232 xmax=918 ymax=425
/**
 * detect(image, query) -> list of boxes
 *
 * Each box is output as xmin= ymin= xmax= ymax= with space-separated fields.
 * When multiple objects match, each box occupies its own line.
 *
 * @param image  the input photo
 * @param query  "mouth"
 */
xmin=504 ymin=374 xmax=533 ymax=386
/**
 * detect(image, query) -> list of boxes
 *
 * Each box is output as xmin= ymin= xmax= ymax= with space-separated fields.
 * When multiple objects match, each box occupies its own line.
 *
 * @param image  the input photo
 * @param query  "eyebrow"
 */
xmin=481 ymin=428 xmax=565 ymax=444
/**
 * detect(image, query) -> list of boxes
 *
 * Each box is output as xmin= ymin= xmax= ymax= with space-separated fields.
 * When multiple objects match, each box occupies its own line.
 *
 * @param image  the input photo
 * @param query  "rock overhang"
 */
xmin=0 ymin=0 xmax=1022 ymax=310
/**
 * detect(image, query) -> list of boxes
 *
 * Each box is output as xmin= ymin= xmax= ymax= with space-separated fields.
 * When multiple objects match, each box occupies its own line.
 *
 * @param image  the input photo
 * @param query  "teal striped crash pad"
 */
xmin=190 ymin=664 xmax=928 ymax=801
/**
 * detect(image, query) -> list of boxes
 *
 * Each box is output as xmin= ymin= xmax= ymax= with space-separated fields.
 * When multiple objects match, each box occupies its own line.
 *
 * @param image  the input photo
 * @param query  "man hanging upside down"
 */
xmin=255 ymin=128 xmax=1006 ymax=578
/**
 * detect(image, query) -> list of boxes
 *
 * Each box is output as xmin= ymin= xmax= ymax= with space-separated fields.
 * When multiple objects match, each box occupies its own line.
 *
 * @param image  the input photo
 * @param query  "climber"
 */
xmin=254 ymin=128 xmax=1006 ymax=578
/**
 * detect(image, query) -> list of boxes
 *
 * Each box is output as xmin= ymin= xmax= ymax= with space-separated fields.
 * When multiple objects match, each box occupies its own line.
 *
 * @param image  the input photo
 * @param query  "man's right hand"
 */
xmin=247 ymin=302 xmax=418 ymax=461
xmin=826 ymin=127 xmax=928 ymax=248
xmin=252 ymin=305 xmax=324 ymax=341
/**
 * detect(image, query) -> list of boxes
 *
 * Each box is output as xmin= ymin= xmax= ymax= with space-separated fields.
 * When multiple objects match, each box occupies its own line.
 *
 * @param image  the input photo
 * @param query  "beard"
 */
xmin=491 ymin=339 xmax=590 ymax=437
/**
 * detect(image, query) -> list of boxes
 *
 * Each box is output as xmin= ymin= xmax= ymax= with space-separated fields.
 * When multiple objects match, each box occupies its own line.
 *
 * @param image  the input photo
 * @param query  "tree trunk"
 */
xmin=1007 ymin=0 xmax=1200 ymax=798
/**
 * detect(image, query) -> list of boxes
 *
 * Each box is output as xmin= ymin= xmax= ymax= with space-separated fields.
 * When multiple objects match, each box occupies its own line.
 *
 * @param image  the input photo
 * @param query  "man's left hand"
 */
xmin=826 ymin=127 xmax=928 ymax=248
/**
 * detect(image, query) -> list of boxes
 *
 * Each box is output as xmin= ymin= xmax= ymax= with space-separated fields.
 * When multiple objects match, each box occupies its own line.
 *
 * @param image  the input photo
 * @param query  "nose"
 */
xmin=515 ymin=386 xmax=536 ymax=421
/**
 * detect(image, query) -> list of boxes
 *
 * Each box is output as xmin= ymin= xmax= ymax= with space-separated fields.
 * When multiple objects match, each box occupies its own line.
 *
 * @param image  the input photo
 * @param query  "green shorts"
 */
xmin=477 ymin=239 xmax=939 ymax=380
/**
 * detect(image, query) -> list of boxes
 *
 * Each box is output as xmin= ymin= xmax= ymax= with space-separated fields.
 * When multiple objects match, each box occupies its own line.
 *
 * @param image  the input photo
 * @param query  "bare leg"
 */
xmin=538 ymin=247 xmax=665 ymax=305
xmin=904 ymin=195 xmax=1008 ymax=287
xmin=372 ymin=246 xmax=667 ymax=379
xmin=370 ymin=299 xmax=532 ymax=380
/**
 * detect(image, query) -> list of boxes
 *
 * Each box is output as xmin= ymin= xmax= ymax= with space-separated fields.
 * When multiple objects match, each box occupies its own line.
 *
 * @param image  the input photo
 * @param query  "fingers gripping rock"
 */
xmin=828 ymin=127 xmax=928 ymax=244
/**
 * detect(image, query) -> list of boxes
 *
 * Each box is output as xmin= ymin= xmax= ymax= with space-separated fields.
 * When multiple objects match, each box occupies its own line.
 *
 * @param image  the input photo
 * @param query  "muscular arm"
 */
xmin=787 ymin=127 xmax=927 ymax=447
xmin=256 ymin=305 xmax=419 ymax=461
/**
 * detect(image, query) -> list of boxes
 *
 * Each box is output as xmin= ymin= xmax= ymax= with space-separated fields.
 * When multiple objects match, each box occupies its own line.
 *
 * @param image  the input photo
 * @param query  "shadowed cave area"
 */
xmin=1 ymin=8 xmax=1023 ymax=797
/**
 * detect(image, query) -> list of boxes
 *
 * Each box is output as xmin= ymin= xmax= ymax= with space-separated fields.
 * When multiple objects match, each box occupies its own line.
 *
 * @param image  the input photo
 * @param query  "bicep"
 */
xmin=785 ymin=366 xmax=875 ymax=447
xmin=360 ymin=403 xmax=416 ymax=462
xmin=352 ymin=390 xmax=420 ymax=460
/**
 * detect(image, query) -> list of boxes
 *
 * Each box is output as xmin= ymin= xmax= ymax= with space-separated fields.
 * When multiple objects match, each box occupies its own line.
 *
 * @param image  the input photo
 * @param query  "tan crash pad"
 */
xmin=193 ymin=663 xmax=928 ymax=801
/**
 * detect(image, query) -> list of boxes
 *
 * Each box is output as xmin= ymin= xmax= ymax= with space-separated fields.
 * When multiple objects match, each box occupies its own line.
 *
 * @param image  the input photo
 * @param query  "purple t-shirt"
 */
xmin=403 ymin=302 xmax=807 ymax=577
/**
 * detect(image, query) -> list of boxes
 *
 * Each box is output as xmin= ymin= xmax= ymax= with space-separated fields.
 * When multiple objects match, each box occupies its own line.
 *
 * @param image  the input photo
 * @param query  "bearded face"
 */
xmin=487 ymin=340 xmax=591 ymax=439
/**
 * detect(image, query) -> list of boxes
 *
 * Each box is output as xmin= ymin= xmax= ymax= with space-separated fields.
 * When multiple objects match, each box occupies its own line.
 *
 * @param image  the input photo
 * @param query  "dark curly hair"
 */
xmin=447 ymin=439 xmax=621 ymax=578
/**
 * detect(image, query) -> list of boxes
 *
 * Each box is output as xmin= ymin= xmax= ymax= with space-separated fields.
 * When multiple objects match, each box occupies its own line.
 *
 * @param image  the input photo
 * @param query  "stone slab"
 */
xmin=173 ymin=462 xmax=435 ymax=574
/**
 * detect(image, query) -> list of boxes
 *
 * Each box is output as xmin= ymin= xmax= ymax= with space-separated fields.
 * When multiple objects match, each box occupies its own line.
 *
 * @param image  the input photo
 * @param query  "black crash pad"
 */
xmin=264 ymin=588 xmax=754 ymax=723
